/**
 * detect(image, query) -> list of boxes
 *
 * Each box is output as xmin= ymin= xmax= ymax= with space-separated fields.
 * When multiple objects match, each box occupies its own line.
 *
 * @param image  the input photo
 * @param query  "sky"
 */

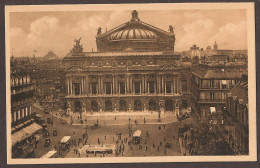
xmin=9 ymin=9 xmax=247 ymax=57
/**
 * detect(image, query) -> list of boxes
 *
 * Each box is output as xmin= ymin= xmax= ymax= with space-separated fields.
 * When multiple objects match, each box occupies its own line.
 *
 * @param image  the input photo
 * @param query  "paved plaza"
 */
xmin=31 ymin=104 xmax=195 ymax=158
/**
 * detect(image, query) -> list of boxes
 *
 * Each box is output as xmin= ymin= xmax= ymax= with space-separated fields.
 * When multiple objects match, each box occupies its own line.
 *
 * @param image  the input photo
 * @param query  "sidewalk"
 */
xmin=50 ymin=110 xmax=178 ymax=126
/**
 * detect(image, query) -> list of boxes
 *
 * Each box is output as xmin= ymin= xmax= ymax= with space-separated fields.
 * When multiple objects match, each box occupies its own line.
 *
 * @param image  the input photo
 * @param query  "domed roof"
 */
xmin=109 ymin=28 xmax=157 ymax=41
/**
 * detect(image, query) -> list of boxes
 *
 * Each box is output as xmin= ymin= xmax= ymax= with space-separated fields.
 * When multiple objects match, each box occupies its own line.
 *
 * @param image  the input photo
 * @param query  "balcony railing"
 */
xmin=198 ymin=99 xmax=226 ymax=104
xmin=11 ymin=86 xmax=34 ymax=95
xmin=65 ymin=92 xmax=181 ymax=98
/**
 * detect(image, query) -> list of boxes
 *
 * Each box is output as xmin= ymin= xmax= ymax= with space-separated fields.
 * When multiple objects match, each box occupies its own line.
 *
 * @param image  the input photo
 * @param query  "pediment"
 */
xmin=66 ymin=66 xmax=85 ymax=72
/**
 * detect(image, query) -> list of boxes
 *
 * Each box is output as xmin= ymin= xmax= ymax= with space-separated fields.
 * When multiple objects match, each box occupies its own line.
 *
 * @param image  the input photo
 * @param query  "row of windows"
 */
xmin=227 ymin=98 xmax=248 ymax=125
xmin=70 ymin=81 xmax=183 ymax=95
xmin=87 ymin=74 xmax=178 ymax=81
xmin=11 ymin=106 xmax=32 ymax=123
xmin=86 ymin=99 xmax=178 ymax=112
xmin=11 ymin=76 xmax=30 ymax=87
xmin=12 ymin=97 xmax=33 ymax=107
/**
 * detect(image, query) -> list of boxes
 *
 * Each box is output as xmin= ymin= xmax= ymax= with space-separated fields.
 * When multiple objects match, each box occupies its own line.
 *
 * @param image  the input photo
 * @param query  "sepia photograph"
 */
xmin=5 ymin=3 xmax=256 ymax=164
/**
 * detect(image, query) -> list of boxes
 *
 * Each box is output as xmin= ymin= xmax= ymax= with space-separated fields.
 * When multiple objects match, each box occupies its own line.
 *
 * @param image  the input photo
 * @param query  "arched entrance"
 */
xmin=91 ymin=100 xmax=98 ymax=112
xmin=105 ymin=100 xmax=113 ymax=112
xmin=119 ymin=100 xmax=127 ymax=112
xmin=149 ymin=99 xmax=156 ymax=111
xmin=165 ymin=99 xmax=173 ymax=111
xmin=134 ymin=100 xmax=142 ymax=111
xmin=74 ymin=101 xmax=81 ymax=112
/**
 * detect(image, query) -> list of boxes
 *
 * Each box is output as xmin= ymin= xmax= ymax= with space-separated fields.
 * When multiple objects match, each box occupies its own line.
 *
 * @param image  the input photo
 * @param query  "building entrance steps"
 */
xmin=50 ymin=109 xmax=178 ymax=126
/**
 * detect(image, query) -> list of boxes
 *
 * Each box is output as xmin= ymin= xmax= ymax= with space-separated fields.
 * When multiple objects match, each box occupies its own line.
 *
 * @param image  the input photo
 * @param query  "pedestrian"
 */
xmin=98 ymin=138 xmax=100 ymax=145
xmin=144 ymin=117 xmax=146 ymax=124
xmin=146 ymin=146 xmax=148 ymax=151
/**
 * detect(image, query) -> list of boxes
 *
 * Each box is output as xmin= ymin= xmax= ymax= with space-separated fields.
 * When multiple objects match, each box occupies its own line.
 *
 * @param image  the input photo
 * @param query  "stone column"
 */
xmin=162 ymin=75 xmax=164 ymax=94
xmin=67 ymin=77 xmax=69 ymax=96
xmin=127 ymin=75 xmax=129 ymax=94
xmin=148 ymin=81 xmax=150 ymax=94
xmin=100 ymin=75 xmax=103 ymax=95
xmin=142 ymin=75 xmax=144 ymax=95
xmin=81 ymin=77 xmax=84 ymax=95
xmin=171 ymin=80 xmax=173 ymax=95
xmin=144 ymin=74 xmax=147 ymax=94
xmin=157 ymin=75 xmax=160 ymax=94
xmin=177 ymin=75 xmax=180 ymax=94
xmin=113 ymin=75 xmax=115 ymax=95
xmin=173 ymin=76 xmax=176 ymax=94
xmin=70 ymin=77 xmax=73 ymax=95
xmin=175 ymin=100 xmax=180 ymax=115
xmin=85 ymin=76 xmax=88 ymax=95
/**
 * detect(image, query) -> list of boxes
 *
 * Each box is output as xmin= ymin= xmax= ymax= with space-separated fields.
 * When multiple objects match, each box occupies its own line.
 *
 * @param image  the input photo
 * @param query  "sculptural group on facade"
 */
xmin=70 ymin=37 xmax=83 ymax=53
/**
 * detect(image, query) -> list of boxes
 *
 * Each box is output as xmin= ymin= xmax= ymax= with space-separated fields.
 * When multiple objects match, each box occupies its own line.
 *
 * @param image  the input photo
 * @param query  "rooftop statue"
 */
xmin=131 ymin=10 xmax=140 ymax=21
xmin=74 ymin=37 xmax=81 ymax=47
xmin=97 ymin=27 xmax=102 ymax=35
xmin=169 ymin=25 xmax=174 ymax=33
xmin=71 ymin=37 xmax=83 ymax=53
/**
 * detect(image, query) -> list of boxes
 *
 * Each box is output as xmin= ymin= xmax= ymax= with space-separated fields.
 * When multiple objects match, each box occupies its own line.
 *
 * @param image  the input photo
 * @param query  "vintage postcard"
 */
xmin=5 ymin=3 xmax=256 ymax=164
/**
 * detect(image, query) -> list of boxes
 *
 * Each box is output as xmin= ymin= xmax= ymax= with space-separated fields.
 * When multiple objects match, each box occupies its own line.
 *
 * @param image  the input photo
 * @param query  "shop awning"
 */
xmin=61 ymin=136 xmax=71 ymax=143
xmin=12 ymin=122 xmax=42 ymax=146
xmin=210 ymin=107 xmax=216 ymax=113
xmin=133 ymin=130 xmax=142 ymax=137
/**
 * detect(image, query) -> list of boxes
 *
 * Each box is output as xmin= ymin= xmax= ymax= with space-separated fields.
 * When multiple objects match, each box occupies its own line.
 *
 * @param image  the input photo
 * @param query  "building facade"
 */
xmin=63 ymin=10 xmax=191 ymax=116
xmin=223 ymin=76 xmax=248 ymax=155
xmin=191 ymin=61 xmax=247 ymax=122
xmin=11 ymin=63 xmax=42 ymax=158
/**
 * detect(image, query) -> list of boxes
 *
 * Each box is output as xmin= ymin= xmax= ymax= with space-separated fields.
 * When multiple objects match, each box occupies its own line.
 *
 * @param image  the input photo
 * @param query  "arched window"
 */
xmin=105 ymin=100 xmax=113 ymax=112
xmin=74 ymin=101 xmax=81 ymax=112
xmin=119 ymin=100 xmax=127 ymax=112
xmin=165 ymin=99 xmax=173 ymax=111
xmin=149 ymin=99 xmax=156 ymax=111
xmin=134 ymin=100 xmax=142 ymax=111
xmin=91 ymin=101 xmax=98 ymax=112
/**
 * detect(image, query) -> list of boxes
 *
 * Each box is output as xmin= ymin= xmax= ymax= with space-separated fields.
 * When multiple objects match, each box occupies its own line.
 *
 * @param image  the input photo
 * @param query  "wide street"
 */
xmin=32 ymin=104 xmax=196 ymax=158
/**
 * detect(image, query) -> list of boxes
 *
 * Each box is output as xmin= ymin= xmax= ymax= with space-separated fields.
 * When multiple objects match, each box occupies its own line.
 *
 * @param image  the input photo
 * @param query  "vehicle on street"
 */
xmin=40 ymin=150 xmax=57 ymax=158
xmin=60 ymin=136 xmax=71 ymax=150
xmin=81 ymin=144 xmax=116 ymax=155
xmin=90 ymin=123 xmax=101 ymax=130
xmin=133 ymin=130 xmax=142 ymax=144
